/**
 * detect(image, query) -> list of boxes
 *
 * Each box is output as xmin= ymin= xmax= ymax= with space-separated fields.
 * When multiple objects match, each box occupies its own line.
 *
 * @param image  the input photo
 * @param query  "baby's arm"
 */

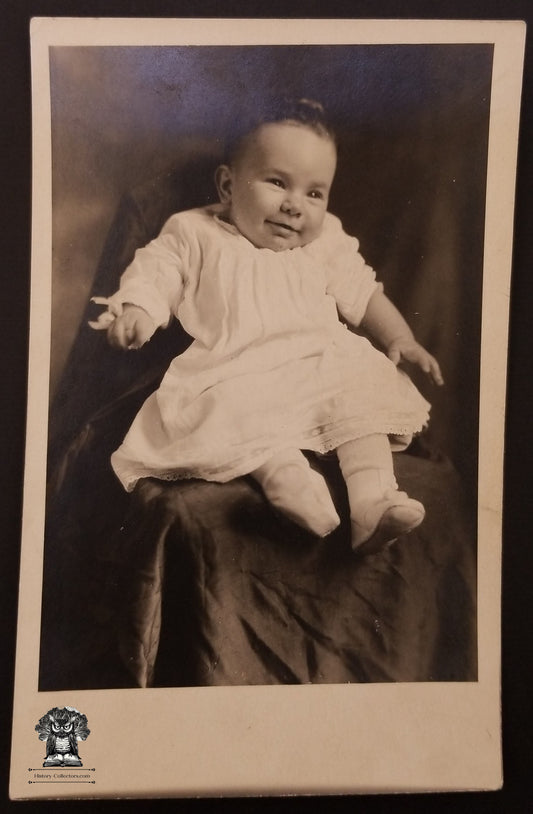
xmin=360 ymin=289 xmax=444 ymax=386
xmin=89 ymin=221 xmax=186 ymax=350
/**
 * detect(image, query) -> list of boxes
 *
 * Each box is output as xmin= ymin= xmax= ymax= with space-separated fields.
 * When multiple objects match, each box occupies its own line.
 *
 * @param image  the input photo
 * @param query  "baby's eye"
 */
xmin=308 ymin=189 xmax=324 ymax=200
xmin=266 ymin=177 xmax=284 ymax=188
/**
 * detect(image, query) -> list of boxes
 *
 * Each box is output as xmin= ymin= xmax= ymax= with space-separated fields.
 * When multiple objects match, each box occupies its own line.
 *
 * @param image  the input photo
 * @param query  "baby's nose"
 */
xmin=281 ymin=192 xmax=303 ymax=216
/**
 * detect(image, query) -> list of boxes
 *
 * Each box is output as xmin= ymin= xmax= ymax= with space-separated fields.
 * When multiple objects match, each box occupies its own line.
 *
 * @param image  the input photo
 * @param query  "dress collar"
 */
xmin=211 ymin=203 xmax=240 ymax=236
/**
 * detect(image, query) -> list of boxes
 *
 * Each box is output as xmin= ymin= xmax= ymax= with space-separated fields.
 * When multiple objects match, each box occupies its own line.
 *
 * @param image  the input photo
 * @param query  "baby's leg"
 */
xmin=251 ymin=449 xmax=340 ymax=537
xmin=337 ymin=434 xmax=425 ymax=555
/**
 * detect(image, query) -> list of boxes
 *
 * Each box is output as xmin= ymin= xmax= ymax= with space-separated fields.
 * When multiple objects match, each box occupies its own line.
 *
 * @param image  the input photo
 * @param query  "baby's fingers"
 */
xmin=409 ymin=347 xmax=444 ymax=386
xmin=387 ymin=347 xmax=401 ymax=366
xmin=107 ymin=316 xmax=135 ymax=349
xmin=425 ymin=354 xmax=444 ymax=386
xmin=431 ymin=359 xmax=444 ymax=386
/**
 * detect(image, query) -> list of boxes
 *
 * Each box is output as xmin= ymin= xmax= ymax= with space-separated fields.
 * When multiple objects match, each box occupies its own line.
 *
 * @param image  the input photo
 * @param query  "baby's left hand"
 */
xmin=387 ymin=338 xmax=444 ymax=386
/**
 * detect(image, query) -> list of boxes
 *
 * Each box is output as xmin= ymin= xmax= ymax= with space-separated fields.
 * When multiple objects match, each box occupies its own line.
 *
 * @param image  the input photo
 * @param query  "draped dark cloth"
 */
xmin=41 ymin=436 xmax=476 ymax=690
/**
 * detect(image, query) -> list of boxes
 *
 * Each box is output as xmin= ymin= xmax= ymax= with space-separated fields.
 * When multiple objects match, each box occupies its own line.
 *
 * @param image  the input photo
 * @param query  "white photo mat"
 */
xmin=10 ymin=17 xmax=525 ymax=799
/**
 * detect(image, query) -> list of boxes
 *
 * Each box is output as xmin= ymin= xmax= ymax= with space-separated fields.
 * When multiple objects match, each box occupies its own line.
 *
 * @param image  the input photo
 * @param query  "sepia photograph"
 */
xmin=41 ymin=41 xmax=487 ymax=691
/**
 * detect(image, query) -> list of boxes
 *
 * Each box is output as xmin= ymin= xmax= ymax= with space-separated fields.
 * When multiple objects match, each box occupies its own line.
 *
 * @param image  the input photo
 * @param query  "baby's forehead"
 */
xmin=234 ymin=120 xmax=336 ymax=164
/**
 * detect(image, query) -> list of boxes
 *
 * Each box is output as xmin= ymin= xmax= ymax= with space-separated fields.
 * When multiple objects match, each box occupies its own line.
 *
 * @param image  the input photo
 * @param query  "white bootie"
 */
xmin=350 ymin=488 xmax=425 ymax=555
xmin=337 ymin=435 xmax=425 ymax=555
xmin=252 ymin=451 xmax=340 ymax=537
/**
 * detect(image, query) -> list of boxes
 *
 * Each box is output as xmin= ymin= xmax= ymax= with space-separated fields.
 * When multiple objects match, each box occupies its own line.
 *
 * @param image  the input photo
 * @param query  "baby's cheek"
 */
xmin=302 ymin=223 xmax=322 ymax=245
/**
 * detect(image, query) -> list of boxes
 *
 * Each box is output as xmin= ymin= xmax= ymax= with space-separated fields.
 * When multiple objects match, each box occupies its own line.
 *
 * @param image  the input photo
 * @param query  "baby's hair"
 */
xmin=224 ymin=97 xmax=336 ymax=165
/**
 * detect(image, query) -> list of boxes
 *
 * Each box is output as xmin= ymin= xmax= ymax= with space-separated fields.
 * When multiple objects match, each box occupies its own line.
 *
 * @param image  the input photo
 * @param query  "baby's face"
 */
xmin=217 ymin=122 xmax=337 ymax=251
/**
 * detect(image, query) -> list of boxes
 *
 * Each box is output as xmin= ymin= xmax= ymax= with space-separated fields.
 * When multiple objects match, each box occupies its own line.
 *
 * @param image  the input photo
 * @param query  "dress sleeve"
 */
xmin=91 ymin=215 xmax=188 ymax=330
xmin=321 ymin=215 xmax=382 ymax=326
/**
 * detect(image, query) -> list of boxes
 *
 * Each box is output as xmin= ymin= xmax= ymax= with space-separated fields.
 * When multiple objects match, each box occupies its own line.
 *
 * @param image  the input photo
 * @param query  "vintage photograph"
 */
xmin=40 ymin=42 xmax=487 ymax=691
xmin=9 ymin=17 xmax=525 ymax=799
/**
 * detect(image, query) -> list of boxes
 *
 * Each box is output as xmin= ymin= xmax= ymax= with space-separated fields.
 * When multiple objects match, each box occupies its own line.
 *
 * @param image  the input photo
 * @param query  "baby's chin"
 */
xmin=254 ymin=230 xmax=313 ymax=252
xmin=264 ymin=236 xmax=303 ymax=252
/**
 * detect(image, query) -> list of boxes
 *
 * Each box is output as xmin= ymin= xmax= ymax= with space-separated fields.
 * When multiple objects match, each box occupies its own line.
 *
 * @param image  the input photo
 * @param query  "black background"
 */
xmin=1 ymin=1 xmax=532 ymax=812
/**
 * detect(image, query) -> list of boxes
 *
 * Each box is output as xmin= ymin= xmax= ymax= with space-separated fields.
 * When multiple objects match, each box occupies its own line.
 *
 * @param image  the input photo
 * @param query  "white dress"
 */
xmin=100 ymin=205 xmax=430 ymax=491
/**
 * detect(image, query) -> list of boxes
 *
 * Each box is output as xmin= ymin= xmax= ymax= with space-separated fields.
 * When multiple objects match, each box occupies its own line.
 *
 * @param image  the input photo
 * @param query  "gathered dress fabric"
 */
xmin=99 ymin=204 xmax=431 ymax=491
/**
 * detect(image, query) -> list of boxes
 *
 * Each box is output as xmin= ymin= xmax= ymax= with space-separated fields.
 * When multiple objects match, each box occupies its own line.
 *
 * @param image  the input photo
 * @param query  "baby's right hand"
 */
xmin=107 ymin=304 xmax=156 ymax=350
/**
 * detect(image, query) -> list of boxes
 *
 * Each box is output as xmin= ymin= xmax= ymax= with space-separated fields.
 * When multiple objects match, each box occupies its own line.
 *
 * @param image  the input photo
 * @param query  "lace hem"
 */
xmin=112 ymin=420 xmax=426 ymax=493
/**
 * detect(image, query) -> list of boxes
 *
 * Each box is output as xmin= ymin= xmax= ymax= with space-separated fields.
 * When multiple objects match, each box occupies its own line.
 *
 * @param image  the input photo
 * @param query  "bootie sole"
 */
xmin=265 ymin=466 xmax=341 ymax=537
xmin=352 ymin=502 xmax=425 ymax=557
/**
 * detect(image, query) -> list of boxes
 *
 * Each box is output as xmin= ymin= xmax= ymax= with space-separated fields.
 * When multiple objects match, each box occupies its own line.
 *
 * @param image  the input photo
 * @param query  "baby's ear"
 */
xmin=215 ymin=164 xmax=233 ymax=203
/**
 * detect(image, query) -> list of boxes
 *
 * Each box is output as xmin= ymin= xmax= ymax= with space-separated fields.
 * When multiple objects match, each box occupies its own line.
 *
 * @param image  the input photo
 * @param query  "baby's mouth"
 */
xmin=266 ymin=220 xmax=300 ymax=235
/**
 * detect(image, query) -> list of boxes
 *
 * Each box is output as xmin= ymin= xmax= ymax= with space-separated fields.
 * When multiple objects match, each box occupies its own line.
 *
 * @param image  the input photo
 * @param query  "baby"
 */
xmin=90 ymin=98 xmax=443 ymax=555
